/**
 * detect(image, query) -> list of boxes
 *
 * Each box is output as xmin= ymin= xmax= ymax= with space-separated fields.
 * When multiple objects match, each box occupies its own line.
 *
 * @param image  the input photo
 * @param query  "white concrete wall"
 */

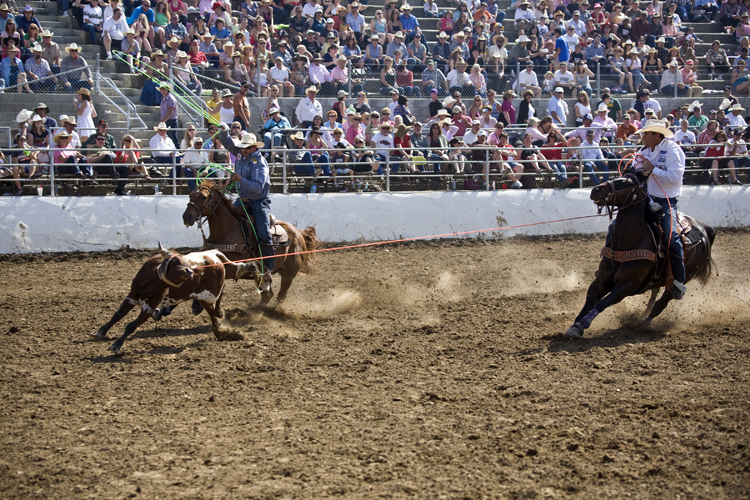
xmin=0 ymin=187 xmax=748 ymax=254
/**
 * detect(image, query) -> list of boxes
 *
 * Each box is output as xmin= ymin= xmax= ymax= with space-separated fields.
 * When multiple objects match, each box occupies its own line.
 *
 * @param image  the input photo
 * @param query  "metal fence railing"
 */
xmin=1 ymin=142 xmax=746 ymax=196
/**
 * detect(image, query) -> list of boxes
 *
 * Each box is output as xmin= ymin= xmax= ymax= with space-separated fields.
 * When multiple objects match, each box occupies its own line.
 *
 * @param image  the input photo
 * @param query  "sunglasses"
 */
xmin=96 ymin=138 xmax=105 ymax=141
xmin=231 ymin=126 xmax=240 ymax=129
xmin=123 ymin=139 xmax=132 ymax=143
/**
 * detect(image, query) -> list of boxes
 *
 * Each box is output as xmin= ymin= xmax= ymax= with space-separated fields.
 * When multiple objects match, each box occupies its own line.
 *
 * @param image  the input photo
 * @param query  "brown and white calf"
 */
xmin=91 ymin=243 xmax=255 ymax=355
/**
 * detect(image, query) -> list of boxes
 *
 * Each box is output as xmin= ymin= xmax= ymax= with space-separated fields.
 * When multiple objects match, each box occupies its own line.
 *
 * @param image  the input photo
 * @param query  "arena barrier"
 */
xmin=0 ymin=187 xmax=748 ymax=254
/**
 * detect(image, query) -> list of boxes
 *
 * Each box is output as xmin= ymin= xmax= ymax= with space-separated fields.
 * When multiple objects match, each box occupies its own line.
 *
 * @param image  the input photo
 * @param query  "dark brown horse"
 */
xmin=182 ymin=181 xmax=321 ymax=309
xmin=565 ymin=174 xmax=715 ymax=338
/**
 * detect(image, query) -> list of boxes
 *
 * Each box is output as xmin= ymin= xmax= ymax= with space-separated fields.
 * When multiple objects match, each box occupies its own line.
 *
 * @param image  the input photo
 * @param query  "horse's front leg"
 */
xmin=567 ymin=279 xmax=642 ymax=338
xmin=643 ymin=288 xmax=675 ymax=325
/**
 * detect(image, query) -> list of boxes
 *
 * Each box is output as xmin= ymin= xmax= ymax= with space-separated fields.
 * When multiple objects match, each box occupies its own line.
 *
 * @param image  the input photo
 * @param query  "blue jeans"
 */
xmin=495 ymin=11 xmax=506 ymax=23
xmin=233 ymin=196 xmax=274 ymax=272
xmin=549 ymin=161 xmax=567 ymax=183
xmin=660 ymin=84 xmax=688 ymax=97
xmin=654 ymin=197 xmax=685 ymax=284
xmin=263 ymin=131 xmax=283 ymax=150
xmin=449 ymin=84 xmax=477 ymax=97
xmin=57 ymin=0 xmax=70 ymax=12
xmin=293 ymin=151 xmax=332 ymax=177
xmin=582 ymin=161 xmax=608 ymax=185
xmin=400 ymin=85 xmax=421 ymax=97
xmin=82 ymin=23 xmax=101 ymax=44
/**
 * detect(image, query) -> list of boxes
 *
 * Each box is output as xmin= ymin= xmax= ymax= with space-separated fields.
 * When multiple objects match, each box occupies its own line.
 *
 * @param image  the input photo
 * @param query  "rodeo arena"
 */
xmin=3 ymin=0 xmax=750 ymax=495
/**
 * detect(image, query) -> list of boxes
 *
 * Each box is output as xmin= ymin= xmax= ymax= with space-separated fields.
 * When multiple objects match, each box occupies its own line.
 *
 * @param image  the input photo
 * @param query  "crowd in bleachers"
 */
xmin=3 ymin=0 xmax=750 ymax=195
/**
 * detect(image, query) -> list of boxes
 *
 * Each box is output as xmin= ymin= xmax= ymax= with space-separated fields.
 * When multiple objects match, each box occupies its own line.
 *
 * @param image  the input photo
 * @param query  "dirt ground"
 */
xmin=0 ymin=230 xmax=748 ymax=500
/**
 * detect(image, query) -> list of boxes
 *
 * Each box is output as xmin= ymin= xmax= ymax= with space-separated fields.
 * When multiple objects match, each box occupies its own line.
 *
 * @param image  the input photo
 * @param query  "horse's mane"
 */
xmin=200 ymin=180 xmax=245 ymax=218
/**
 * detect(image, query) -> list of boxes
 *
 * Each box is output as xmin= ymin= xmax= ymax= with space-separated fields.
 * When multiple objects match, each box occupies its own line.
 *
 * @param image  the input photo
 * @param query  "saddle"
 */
xmin=204 ymin=213 xmax=290 ymax=256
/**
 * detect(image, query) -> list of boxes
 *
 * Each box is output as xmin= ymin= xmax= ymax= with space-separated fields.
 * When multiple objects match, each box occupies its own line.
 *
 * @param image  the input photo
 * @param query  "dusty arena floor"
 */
xmin=0 ymin=231 xmax=749 ymax=499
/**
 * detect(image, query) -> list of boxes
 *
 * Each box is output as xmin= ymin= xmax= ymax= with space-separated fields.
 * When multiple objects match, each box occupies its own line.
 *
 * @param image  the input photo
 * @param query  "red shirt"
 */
xmin=394 ymin=135 xmax=411 ymax=155
xmin=705 ymin=141 xmax=724 ymax=158
xmin=542 ymin=142 xmax=564 ymax=161
xmin=189 ymin=50 xmax=208 ymax=65
xmin=496 ymin=143 xmax=518 ymax=161
xmin=451 ymin=115 xmax=472 ymax=137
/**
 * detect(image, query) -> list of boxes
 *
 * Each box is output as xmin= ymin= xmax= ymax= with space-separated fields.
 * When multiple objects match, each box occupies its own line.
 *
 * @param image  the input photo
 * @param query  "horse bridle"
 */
xmin=597 ymin=178 xmax=649 ymax=219
xmin=187 ymin=185 xmax=220 ymax=231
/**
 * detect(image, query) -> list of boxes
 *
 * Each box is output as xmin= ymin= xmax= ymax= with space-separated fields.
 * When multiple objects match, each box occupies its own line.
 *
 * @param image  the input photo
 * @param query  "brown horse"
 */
xmin=565 ymin=173 xmax=715 ymax=338
xmin=182 ymin=181 xmax=321 ymax=309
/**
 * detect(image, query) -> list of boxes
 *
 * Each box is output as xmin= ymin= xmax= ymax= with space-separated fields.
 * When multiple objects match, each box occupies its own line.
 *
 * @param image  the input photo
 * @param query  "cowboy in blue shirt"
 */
xmin=262 ymin=107 xmax=291 ymax=155
xmin=220 ymin=125 xmax=275 ymax=292
xmin=399 ymin=4 xmax=419 ymax=43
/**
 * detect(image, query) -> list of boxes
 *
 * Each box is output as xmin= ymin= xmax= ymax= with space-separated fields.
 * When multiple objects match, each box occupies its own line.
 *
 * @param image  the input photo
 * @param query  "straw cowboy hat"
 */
xmin=158 ymin=82 xmax=173 ymax=91
xmin=167 ymin=37 xmax=181 ymax=47
xmin=379 ymin=122 xmax=394 ymax=130
xmin=53 ymin=130 xmax=71 ymax=143
xmin=151 ymin=50 xmax=165 ymax=57
xmin=306 ymin=85 xmax=318 ymax=93
xmin=125 ymin=27 xmax=135 ymax=35
xmin=61 ymin=115 xmax=77 ymax=125
xmin=634 ymin=119 xmax=674 ymax=138
xmin=16 ymin=109 xmax=32 ymax=123
xmin=76 ymin=88 xmax=91 ymax=96
xmin=290 ymin=132 xmax=306 ymax=141
xmin=394 ymin=124 xmax=411 ymax=138
xmin=232 ymin=133 xmax=264 ymax=149
xmin=154 ymin=122 xmax=171 ymax=131
xmin=730 ymin=103 xmax=745 ymax=112
xmin=65 ymin=43 xmax=81 ymax=52
xmin=6 ymin=45 xmax=19 ymax=54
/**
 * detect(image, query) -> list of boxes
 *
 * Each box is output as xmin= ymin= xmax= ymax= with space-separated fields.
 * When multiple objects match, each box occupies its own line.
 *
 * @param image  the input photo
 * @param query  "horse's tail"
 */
xmin=695 ymin=225 xmax=717 ymax=287
xmin=299 ymin=224 xmax=322 ymax=275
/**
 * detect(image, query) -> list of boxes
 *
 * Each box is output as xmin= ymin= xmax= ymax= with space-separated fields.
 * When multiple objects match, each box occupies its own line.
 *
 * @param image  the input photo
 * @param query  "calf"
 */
xmin=91 ymin=243 xmax=255 ymax=355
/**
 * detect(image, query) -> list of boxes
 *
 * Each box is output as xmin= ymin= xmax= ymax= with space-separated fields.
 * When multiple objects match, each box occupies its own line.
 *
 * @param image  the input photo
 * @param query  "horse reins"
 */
xmin=597 ymin=179 xmax=649 ymax=220
xmin=187 ymin=186 xmax=221 ymax=245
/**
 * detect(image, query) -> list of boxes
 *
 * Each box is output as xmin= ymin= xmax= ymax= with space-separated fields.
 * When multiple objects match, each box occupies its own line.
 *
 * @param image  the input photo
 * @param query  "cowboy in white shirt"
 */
xmin=295 ymin=86 xmax=323 ymax=128
xmin=727 ymin=103 xmax=748 ymax=133
xmin=633 ymin=119 xmax=687 ymax=299
xmin=518 ymin=61 xmax=541 ymax=97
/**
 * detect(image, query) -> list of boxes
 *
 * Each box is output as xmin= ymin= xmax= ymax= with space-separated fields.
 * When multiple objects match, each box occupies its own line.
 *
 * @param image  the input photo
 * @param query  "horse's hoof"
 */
xmin=90 ymin=330 xmax=107 ymax=340
xmin=564 ymin=323 xmax=584 ymax=339
xmin=107 ymin=342 xmax=122 ymax=356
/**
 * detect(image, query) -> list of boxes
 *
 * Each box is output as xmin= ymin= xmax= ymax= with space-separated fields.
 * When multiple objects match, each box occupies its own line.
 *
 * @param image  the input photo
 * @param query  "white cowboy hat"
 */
xmin=232 ymin=133 xmax=264 ymax=148
xmin=268 ymin=107 xmax=280 ymax=114
xmin=31 ymin=114 xmax=43 ymax=122
xmin=687 ymin=100 xmax=702 ymax=112
xmin=597 ymin=103 xmax=609 ymax=113
xmin=16 ymin=109 xmax=33 ymax=123
xmin=730 ymin=103 xmax=745 ymax=112
xmin=176 ymin=50 xmax=188 ymax=58
xmin=719 ymin=98 xmax=732 ymax=111
xmin=65 ymin=43 xmax=81 ymax=52
xmin=634 ymin=119 xmax=674 ymax=139
xmin=154 ymin=122 xmax=171 ymax=131
xmin=517 ymin=35 xmax=530 ymax=43
xmin=32 ymin=44 xmax=43 ymax=52
xmin=306 ymin=86 xmax=318 ymax=93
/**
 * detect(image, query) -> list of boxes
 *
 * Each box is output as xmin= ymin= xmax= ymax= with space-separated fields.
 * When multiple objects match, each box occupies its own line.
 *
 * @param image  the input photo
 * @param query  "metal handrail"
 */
xmin=1 ymin=63 xmax=94 ymax=93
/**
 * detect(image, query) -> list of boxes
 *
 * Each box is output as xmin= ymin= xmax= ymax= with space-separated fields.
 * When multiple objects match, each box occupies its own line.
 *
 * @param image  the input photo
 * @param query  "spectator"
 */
xmin=295 ymin=86 xmax=323 ymax=127
xmin=82 ymin=0 xmax=104 ymax=44
xmin=580 ymin=129 xmax=607 ymax=185
xmin=726 ymin=128 xmax=749 ymax=179
xmin=182 ymin=136 xmax=209 ymax=190
xmin=432 ymin=31 xmax=452 ymax=73
xmin=705 ymin=40 xmax=729 ymax=79
xmin=687 ymin=102 xmax=708 ymax=131
xmin=546 ymin=87 xmax=567 ymax=126
xmin=703 ymin=129 xmax=739 ymax=185
xmin=33 ymin=103 xmax=56 ymax=133
xmin=1 ymin=45 xmax=32 ymax=93
xmin=16 ymin=5 xmax=42 ymax=36
xmin=660 ymin=60 xmax=688 ymax=96
xmin=52 ymin=130 xmax=86 ymax=181
xmin=25 ymin=44 xmax=55 ymax=92
xmin=730 ymin=60 xmax=749 ymax=95
xmin=173 ymin=51 xmax=202 ymax=95
xmin=308 ymin=55 xmax=334 ymax=96
xmin=616 ymin=115 xmax=637 ymax=141
xmin=116 ymin=134 xmax=150 ymax=180
xmin=232 ymin=83 xmax=252 ymax=131
xmin=261 ymin=107 xmax=290 ymax=154
xmin=727 ymin=103 xmax=748 ymax=132
xmin=87 ymin=132 xmax=130 ymax=195
xmin=345 ymin=2 xmax=366 ymax=44
xmin=102 ymin=6 xmax=127 ymax=60
xmin=60 ymin=43 xmax=93 ymax=92
xmin=447 ymin=59 xmax=474 ymax=96
xmin=593 ymin=103 xmax=617 ymax=140
xmin=73 ymin=88 xmax=96 ymax=141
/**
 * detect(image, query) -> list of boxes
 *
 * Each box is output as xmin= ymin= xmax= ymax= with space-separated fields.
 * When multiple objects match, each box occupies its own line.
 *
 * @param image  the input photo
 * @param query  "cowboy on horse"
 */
xmin=632 ymin=119 xmax=687 ymax=300
xmin=219 ymin=124 xmax=275 ymax=293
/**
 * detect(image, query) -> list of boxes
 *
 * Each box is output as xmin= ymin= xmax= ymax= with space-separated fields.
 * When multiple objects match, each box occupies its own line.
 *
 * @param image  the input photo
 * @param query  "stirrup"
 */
xmin=672 ymin=281 xmax=686 ymax=300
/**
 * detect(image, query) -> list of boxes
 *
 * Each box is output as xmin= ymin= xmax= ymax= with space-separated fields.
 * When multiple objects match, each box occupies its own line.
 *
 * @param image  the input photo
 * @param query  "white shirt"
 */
xmin=518 ymin=69 xmax=539 ymax=87
xmin=83 ymin=4 xmax=104 ymax=25
xmin=674 ymin=129 xmax=696 ymax=145
xmin=303 ymin=1 xmax=320 ymax=17
xmin=547 ymin=95 xmax=566 ymax=125
xmin=463 ymin=129 xmax=482 ymax=145
xmin=183 ymin=147 xmax=208 ymax=167
xmin=728 ymin=113 xmax=748 ymax=131
xmin=553 ymin=70 xmax=575 ymax=85
xmin=725 ymin=138 xmax=748 ymax=156
xmin=514 ymin=7 xmax=536 ymax=21
xmin=389 ymin=101 xmax=399 ymax=115
xmin=580 ymin=139 xmax=604 ymax=161
xmin=370 ymin=131 xmax=394 ymax=156
xmin=269 ymin=66 xmax=290 ymax=83
xmin=635 ymin=137 xmax=685 ymax=198
xmin=446 ymin=69 xmax=469 ymax=88
xmin=561 ymin=33 xmax=579 ymax=52
xmin=644 ymin=98 xmax=661 ymax=115
xmin=489 ymin=45 xmax=508 ymax=62
xmin=568 ymin=18 xmax=586 ymax=37
xmin=295 ymin=97 xmax=323 ymax=124
xmin=103 ymin=16 xmax=128 ymax=40
xmin=149 ymin=133 xmax=175 ymax=157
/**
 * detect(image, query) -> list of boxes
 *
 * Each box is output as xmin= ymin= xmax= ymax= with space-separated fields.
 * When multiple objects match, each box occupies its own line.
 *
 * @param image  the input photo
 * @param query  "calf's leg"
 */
xmin=108 ymin=298 xmax=163 ymax=355
xmin=91 ymin=297 xmax=136 ymax=340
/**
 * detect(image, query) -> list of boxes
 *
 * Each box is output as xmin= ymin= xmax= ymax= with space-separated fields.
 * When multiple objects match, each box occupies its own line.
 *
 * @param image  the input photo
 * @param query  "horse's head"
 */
xmin=590 ymin=174 xmax=645 ymax=209
xmin=183 ymin=182 xmax=217 ymax=227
